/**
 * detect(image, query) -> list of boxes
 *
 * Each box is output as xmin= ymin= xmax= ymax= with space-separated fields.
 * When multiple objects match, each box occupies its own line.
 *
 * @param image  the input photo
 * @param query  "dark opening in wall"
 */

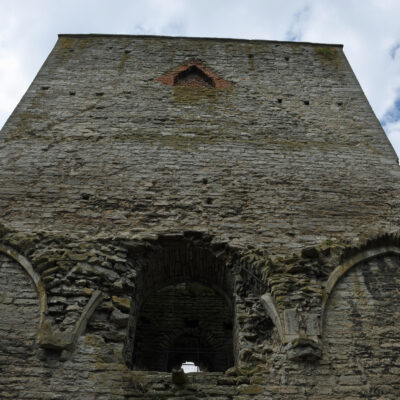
xmin=156 ymin=62 xmax=233 ymax=88
xmin=124 ymin=236 xmax=236 ymax=372
xmin=133 ymin=282 xmax=233 ymax=371
xmin=174 ymin=65 xmax=215 ymax=88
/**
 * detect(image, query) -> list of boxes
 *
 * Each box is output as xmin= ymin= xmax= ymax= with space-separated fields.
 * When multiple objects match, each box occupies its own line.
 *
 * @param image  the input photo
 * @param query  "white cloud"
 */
xmin=384 ymin=120 xmax=400 ymax=157
xmin=0 ymin=49 xmax=28 ymax=118
xmin=297 ymin=0 xmax=400 ymax=121
xmin=285 ymin=5 xmax=311 ymax=41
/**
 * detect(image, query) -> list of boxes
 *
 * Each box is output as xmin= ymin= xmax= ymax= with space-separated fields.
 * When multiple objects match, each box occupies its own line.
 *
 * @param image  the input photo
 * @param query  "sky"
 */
xmin=1 ymin=0 xmax=400 ymax=156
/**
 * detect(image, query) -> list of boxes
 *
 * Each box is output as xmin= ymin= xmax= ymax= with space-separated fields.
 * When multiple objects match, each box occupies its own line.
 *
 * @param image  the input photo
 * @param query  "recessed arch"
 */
xmin=0 ymin=244 xmax=47 ymax=327
xmin=133 ymin=236 xmax=235 ymax=306
xmin=0 ymin=248 xmax=42 ymax=369
xmin=322 ymin=249 xmax=400 ymax=394
xmin=123 ymin=235 xmax=236 ymax=371
xmin=321 ymin=245 xmax=400 ymax=331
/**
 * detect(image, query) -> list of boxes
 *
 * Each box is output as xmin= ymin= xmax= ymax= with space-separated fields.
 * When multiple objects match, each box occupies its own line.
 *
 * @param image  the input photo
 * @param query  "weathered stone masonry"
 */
xmin=1 ymin=35 xmax=400 ymax=399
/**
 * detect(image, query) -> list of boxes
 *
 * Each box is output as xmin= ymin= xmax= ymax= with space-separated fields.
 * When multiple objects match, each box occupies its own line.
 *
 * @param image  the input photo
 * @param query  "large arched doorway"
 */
xmin=123 ymin=235 xmax=236 ymax=372
xmin=133 ymin=281 xmax=233 ymax=371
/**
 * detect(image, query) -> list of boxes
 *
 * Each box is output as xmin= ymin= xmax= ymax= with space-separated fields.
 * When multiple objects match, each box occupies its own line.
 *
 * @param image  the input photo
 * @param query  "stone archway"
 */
xmin=123 ymin=235 xmax=236 ymax=372
xmin=132 ymin=281 xmax=233 ymax=371
xmin=322 ymin=252 xmax=400 ymax=398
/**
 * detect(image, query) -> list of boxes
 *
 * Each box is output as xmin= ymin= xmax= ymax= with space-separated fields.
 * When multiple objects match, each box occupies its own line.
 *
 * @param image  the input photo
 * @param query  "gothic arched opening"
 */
xmin=173 ymin=65 xmax=215 ymax=88
xmin=123 ymin=235 xmax=236 ymax=372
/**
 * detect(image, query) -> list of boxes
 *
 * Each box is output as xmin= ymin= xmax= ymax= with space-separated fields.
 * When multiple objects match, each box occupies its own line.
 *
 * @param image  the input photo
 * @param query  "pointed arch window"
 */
xmin=155 ymin=62 xmax=233 ymax=88
xmin=173 ymin=65 xmax=215 ymax=88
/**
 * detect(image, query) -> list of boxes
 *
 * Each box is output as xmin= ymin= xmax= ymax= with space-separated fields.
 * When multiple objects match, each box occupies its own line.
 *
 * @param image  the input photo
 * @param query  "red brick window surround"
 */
xmin=156 ymin=62 xmax=233 ymax=88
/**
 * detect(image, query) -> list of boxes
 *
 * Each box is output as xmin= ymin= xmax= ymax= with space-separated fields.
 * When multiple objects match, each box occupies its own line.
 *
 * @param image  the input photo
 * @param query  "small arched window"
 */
xmin=173 ymin=65 xmax=215 ymax=88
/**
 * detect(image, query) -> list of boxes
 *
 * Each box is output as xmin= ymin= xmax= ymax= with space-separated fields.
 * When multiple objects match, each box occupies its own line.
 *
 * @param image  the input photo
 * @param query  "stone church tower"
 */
xmin=1 ymin=35 xmax=400 ymax=399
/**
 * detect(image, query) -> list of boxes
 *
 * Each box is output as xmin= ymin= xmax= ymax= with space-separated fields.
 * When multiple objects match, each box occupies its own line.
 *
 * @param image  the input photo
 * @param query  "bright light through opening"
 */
xmin=181 ymin=361 xmax=200 ymax=373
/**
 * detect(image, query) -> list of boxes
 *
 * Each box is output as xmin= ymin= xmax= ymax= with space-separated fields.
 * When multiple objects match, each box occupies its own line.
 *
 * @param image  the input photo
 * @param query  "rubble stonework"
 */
xmin=0 ymin=35 xmax=400 ymax=399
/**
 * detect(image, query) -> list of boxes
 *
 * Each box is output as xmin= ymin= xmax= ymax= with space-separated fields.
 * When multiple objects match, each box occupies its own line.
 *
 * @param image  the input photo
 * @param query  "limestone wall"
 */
xmin=0 ymin=35 xmax=400 ymax=399
xmin=0 ymin=253 xmax=40 ymax=397
xmin=323 ymin=254 xmax=400 ymax=399
xmin=1 ymin=35 xmax=400 ymax=255
xmin=1 ymin=240 xmax=400 ymax=399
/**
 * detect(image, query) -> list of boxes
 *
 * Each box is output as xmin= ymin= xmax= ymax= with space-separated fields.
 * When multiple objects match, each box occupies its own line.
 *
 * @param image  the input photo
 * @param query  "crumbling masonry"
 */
xmin=1 ymin=34 xmax=400 ymax=399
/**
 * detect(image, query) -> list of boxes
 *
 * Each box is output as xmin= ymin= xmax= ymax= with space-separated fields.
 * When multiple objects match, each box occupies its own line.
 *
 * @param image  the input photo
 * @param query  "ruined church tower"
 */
xmin=1 ymin=35 xmax=400 ymax=399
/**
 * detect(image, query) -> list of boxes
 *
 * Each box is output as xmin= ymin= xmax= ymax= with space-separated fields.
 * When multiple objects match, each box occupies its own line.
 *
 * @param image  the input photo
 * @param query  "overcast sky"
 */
xmin=1 ymin=0 xmax=400 ymax=156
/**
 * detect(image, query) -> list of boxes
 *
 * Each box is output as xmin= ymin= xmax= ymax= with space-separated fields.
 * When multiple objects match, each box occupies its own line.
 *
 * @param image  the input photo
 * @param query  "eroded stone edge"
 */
xmin=0 ymin=244 xmax=47 ymax=327
xmin=39 ymin=289 xmax=104 ymax=355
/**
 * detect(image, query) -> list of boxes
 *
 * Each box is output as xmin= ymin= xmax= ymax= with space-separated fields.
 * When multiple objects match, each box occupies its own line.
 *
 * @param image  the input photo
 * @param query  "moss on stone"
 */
xmin=118 ymin=52 xmax=130 ymax=74
xmin=238 ymin=384 xmax=263 ymax=395
xmin=0 ymin=222 xmax=10 ymax=238
xmin=173 ymin=86 xmax=218 ymax=104
xmin=314 ymin=46 xmax=342 ymax=70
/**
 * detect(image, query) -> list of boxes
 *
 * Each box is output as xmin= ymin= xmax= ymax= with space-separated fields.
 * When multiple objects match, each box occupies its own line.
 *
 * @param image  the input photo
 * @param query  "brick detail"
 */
xmin=155 ymin=61 xmax=233 ymax=88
